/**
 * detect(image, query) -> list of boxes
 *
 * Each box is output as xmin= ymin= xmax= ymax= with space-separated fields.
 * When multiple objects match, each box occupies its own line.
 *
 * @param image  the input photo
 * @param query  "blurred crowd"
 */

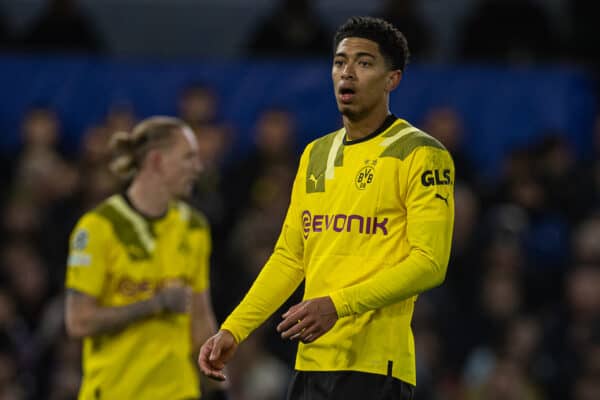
xmin=0 ymin=0 xmax=599 ymax=70
xmin=0 ymin=81 xmax=598 ymax=400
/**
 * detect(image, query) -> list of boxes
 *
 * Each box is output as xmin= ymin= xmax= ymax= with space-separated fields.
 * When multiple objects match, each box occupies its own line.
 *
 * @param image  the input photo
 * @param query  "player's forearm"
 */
xmin=221 ymin=252 xmax=304 ymax=343
xmin=67 ymin=296 xmax=162 ymax=338
xmin=330 ymin=248 xmax=445 ymax=317
xmin=330 ymin=219 xmax=452 ymax=317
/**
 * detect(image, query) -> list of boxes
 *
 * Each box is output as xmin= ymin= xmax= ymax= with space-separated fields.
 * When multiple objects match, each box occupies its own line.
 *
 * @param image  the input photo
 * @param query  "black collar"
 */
xmin=121 ymin=192 xmax=168 ymax=221
xmin=343 ymin=114 xmax=398 ymax=145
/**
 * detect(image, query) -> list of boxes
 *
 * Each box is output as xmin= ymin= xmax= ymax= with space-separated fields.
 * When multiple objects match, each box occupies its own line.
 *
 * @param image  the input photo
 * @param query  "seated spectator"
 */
xmin=178 ymin=83 xmax=220 ymax=126
xmin=422 ymin=106 xmax=477 ymax=185
xmin=224 ymin=107 xmax=298 ymax=223
xmin=467 ymin=356 xmax=542 ymax=400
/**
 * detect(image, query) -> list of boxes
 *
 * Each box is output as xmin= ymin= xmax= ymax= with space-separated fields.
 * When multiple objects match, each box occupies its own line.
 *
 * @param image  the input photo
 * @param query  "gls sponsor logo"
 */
xmin=421 ymin=169 xmax=452 ymax=186
xmin=302 ymin=210 xmax=388 ymax=239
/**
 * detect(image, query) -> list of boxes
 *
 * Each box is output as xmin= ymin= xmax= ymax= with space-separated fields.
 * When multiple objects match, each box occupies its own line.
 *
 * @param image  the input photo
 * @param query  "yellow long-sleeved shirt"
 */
xmin=222 ymin=116 xmax=454 ymax=385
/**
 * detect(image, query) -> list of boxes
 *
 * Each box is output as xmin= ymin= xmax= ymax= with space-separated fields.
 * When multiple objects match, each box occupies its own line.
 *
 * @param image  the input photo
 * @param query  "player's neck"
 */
xmin=126 ymin=176 xmax=170 ymax=219
xmin=343 ymin=107 xmax=391 ymax=141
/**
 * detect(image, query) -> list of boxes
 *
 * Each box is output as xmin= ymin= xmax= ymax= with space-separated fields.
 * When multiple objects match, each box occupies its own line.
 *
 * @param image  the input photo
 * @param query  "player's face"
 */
xmin=332 ymin=37 xmax=399 ymax=121
xmin=160 ymin=127 xmax=202 ymax=199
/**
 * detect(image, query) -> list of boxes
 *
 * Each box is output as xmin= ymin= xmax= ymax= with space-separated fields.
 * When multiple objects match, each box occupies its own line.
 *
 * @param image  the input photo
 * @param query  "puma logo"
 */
xmin=435 ymin=193 xmax=449 ymax=206
xmin=309 ymin=174 xmax=320 ymax=188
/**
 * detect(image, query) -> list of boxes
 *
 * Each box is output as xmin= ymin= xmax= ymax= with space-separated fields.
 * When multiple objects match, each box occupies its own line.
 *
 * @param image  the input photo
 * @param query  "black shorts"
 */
xmin=286 ymin=370 xmax=415 ymax=400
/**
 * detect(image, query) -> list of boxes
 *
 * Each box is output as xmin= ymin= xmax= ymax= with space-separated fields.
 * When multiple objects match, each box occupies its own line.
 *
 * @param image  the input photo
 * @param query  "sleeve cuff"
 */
xmin=219 ymin=323 xmax=244 ymax=344
xmin=329 ymin=291 xmax=353 ymax=318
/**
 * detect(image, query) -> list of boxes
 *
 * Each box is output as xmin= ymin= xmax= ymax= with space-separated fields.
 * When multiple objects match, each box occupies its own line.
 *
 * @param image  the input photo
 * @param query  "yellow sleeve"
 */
xmin=65 ymin=213 xmax=112 ymax=298
xmin=220 ymin=147 xmax=310 ymax=343
xmin=330 ymin=147 xmax=455 ymax=317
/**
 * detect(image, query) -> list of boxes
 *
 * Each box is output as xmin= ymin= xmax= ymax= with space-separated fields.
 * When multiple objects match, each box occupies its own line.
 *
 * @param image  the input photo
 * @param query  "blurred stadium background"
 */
xmin=0 ymin=0 xmax=599 ymax=399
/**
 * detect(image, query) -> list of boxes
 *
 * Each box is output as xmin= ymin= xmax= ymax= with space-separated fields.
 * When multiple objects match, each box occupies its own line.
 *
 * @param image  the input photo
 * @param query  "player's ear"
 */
xmin=386 ymin=70 xmax=402 ymax=92
xmin=146 ymin=148 xmax=163 ymax=172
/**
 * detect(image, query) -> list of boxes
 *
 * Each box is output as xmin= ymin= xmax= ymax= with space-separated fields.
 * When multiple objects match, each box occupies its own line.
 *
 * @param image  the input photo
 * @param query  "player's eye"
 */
xmin=359 ymin=60 xmax=372 ymax=67
xmin=333 ymin=59 xmax=344 ymax=67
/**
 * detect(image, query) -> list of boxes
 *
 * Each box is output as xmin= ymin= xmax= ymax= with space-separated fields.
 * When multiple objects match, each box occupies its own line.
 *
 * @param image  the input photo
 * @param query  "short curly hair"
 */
xmin=333 ymin=16 xmax=410 ymax=72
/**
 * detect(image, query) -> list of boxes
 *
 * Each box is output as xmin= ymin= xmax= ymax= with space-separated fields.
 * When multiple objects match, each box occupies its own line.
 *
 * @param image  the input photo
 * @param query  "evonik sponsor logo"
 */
xmin=302 ymin=210 xmax=388 ymax=239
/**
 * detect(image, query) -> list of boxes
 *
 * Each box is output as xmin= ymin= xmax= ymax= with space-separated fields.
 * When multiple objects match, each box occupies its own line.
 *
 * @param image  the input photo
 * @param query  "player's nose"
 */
xmin=341 ymin=63 xmax=356 ymax=80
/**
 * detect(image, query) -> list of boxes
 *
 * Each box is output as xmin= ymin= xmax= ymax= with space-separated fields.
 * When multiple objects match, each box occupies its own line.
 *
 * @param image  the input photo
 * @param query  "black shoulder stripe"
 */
xmin=93 ymin=202 xmax=152 ymax=260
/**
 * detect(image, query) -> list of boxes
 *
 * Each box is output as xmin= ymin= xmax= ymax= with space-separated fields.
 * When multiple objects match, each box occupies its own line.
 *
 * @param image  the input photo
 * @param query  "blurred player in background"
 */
xmin=65 ymin=116 xmax=226 ymax=399
xmin=200 ymin=16 xmax=454 ymax=400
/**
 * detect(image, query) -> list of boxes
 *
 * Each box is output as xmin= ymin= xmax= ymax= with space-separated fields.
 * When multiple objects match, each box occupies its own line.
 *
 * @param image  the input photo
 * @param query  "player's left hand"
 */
xmin=277 ymin=296 xmax=338 ymax=343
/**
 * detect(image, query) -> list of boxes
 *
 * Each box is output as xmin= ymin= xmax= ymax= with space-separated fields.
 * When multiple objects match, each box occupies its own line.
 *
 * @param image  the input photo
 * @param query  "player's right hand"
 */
xmin=199 ymin=330 xmax=238 ymax=381
xmin=157 ymin=285 xmax=192 ymax=314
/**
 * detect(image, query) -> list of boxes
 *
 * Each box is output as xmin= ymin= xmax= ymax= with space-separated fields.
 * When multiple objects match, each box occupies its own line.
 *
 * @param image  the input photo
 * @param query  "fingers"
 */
xmin=278 ymin=303 xmax=308 ymax=333
xmin=198 ymin=330 xmax=237 ymax=382
xmin=200 ymin=361 xmax=227 ymax=382
xmin=286 ymin=323 xmax=321 ymax=343
xmin=282 ymin=302 xmax=303 ymax=319
xmin=201 ymin=360 xmax=227 ymax=382
xmin=209 ymin=338 xmax=222 ymax=361
xmin=277 ymin=301 xmax=313 ymax=339
xmin=277 ymin=297 xmax=339 ymax=343
xmin=279 ymin=316 xmax=312 ymax=340
xmin=276 ymin=315 xmax=299 ymax=334
xmin=162 ymin=286 xmax=192 ymax=313
xmin=198 ymin=338 xmax=227 ymax=381
xmin=276 ymin=309 xmax=302 ymax=334
xmin=300 ymin=332 xmax=316 ymax=344
xmin=198 ymin=341 xmax=214 ymax=370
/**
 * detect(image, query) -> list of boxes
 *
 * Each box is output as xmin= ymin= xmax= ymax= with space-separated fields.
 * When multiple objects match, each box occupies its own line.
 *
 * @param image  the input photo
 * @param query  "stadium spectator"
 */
xmin=224 ymin=108 xmax=298 ymax=223
xmin=191 ymin=123 xmax=233 ymax=234
xmin=422 ymin=106 xmax=477 ymax=186
xmin=178 ymin=83 xmax=220 ymax=127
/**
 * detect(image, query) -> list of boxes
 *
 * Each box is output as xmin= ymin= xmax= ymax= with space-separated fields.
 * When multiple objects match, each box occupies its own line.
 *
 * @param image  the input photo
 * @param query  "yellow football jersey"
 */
xmin=221 ymin=116 xmax=454 ymax=385
xmin=66 ymin=194 xmax=210 ymax=400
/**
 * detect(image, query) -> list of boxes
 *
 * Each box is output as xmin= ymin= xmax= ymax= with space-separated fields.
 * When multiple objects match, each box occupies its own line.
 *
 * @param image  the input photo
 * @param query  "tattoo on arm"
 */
xmin=66 ymin=289 xmax=163 ymax=337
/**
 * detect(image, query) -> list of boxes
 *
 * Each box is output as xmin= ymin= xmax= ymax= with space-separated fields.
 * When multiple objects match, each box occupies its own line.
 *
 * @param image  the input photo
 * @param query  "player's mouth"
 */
xmin=339 ymin=87 xmax=356 ymax=103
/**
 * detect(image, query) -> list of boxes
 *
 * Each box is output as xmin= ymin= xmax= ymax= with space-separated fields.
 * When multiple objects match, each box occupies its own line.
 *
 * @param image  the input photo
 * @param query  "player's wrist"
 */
xmin=329 ymin=291 xmax=350 ymax=318
xmin=219 ymin=328 xmax=239 ymax=345
xmin=151 ymin=293 xmax=165 ymax=315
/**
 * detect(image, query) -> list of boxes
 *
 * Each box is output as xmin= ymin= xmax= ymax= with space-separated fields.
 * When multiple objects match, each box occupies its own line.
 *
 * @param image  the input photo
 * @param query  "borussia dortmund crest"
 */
xmin=355 ymin=162 xmax=376 ymax=190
